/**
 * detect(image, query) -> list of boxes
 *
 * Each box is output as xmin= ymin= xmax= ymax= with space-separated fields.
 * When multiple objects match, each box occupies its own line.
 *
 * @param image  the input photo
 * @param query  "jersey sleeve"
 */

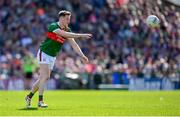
xmin=48 ymin=23 xmax=59 ymax=32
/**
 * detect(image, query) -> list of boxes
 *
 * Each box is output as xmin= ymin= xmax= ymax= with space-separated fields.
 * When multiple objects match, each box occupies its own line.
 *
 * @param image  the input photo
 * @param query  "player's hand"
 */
xmin=79 ymin=34 xmax=92 ymax=39
xmin=81 ymin=55 xmax=89 ymax=64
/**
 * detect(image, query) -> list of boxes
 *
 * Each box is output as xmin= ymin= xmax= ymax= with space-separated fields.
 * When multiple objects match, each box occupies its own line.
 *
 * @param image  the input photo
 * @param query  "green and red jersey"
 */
xmin=40 ymin=22 xmax=71 ymax=57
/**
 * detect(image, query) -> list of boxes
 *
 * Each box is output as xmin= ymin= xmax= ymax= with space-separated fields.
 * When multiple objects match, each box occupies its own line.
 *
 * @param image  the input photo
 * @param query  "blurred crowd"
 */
xmin=0 ymin=0 xmax=179 ymax=89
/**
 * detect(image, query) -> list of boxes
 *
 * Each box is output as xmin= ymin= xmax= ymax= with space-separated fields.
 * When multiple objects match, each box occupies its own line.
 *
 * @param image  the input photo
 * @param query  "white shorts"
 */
xmin=37 ymin=49 xmax=56 ymax=70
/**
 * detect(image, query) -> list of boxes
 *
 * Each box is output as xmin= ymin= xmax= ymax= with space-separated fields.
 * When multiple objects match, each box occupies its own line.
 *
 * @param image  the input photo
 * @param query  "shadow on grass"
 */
xmin=18 ymin=107 xmax=70 ymax=111
xmin=18 ymin=107 xmax=38 ymax=111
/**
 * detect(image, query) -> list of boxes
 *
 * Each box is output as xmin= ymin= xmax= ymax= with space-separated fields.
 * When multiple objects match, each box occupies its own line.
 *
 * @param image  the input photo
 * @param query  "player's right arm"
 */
xmin=53 ymin=29 xmax=92 ymax=39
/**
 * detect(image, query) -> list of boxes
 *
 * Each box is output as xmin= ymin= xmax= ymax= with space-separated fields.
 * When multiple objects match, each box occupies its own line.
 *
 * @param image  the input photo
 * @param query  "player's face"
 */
xmin=64 ymin=15 xmax=71 ymax=25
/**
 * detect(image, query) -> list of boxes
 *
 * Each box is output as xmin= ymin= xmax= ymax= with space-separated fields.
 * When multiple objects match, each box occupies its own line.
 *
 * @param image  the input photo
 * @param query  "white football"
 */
xmin=146 ymin=15 xmax=160 ymax=27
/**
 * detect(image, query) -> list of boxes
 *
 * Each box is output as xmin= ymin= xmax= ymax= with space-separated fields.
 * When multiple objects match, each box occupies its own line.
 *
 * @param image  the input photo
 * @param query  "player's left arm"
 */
xmin=67 ymin=38 xmax=89 ymax=64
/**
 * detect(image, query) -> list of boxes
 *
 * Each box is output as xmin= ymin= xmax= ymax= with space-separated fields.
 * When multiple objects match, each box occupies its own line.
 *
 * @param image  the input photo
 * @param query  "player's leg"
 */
xmin=38 ymin=64 xmax=51 ymax=108
xmin=25 ymin=66 xmax=51 ymax=108
xmin=25 ymin=79 xmax=37 ymax=108
xmin=25 ymin=50 xmax=44 ymax=108
xmin=28 ymin=69 xmax=51 ymax=95
xmin=38 ymin=52 xmax=55 ymax=108
xmin=25 ymin=76 xmax=39 ymax=104
xmin=31 ymin=79 xmax=40 ymax=93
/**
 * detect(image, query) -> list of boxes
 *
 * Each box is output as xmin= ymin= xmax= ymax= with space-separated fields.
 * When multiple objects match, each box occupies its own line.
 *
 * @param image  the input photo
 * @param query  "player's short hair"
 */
xmin=58 ymin=10 xmax=71 ymax=17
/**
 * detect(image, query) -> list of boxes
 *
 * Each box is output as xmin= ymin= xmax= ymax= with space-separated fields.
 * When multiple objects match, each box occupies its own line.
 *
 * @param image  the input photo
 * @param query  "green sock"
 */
xmin=39 ymin=95 xmax=43 ymax=102
xmin=28 ymin=92 xmax=34 ymax=99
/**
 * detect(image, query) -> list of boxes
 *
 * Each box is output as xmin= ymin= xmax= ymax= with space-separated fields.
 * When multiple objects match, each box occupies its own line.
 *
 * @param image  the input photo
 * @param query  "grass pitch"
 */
xmin=0 ymin=90 xmax=179 ymax=116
